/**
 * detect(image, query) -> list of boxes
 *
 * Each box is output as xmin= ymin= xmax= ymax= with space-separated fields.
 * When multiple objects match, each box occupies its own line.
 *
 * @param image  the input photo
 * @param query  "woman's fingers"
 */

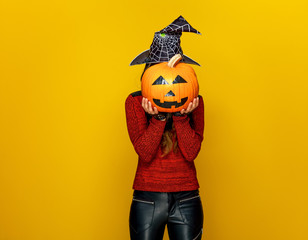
xmin=182 ymin=97 xmax=199 ymax=114
xmin=191 ymin=97 xmax=199 ymax=111
xmin=186 ymin=102 xmax=193 ymax=113
xmin=153 ymin=106 xmax=158 ymax=115
xmin=189 ymin=97 xmax=198 ymax=112
xmin=191 ymin=98 xmax=198 ymax=110
xmin=142 ymin=97 xmax=148 ymax=113
xmin=148 ymin=101 xmax=154 ymax=114
xmin=194 ymin=97 xmax=199 ymax=110
xmin=142 ymin=97 xmax=157 ymax=115
xmin=142 ymin=97 xmax=148 ymax=112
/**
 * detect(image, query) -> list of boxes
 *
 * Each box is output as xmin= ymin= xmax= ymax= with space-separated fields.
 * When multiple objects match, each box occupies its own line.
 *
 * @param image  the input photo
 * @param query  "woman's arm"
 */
xmin=172 ymin=96 xmax=205 ymax=162
xmin=125 ymin=94 xmax=166 ymax=162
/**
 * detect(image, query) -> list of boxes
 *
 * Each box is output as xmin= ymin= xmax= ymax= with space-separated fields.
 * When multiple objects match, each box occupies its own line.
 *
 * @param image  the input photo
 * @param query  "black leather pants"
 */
xmin=129 ymin=189 xmax=204 ymax=240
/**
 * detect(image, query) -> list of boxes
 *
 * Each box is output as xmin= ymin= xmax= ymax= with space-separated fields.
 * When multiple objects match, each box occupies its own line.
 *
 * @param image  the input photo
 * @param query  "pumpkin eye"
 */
xmin=172 ymin=75 xmax=187 ymax=84
xmin=152 ymin=76 xmax=169 ymax=85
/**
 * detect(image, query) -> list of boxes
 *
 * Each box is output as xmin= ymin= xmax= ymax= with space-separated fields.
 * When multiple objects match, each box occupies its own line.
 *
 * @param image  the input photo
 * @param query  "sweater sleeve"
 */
xmin=125 ymin=94 xmax=166 ymax=162
xmin=172 ymin=96 xmax=205 ymax=162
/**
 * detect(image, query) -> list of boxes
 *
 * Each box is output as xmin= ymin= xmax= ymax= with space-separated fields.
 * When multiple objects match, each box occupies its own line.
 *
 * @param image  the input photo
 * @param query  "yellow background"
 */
xmin=0 ymin=0 xmax=307 ymax=239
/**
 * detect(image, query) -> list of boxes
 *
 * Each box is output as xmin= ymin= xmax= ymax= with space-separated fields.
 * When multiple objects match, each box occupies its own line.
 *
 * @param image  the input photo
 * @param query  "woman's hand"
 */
xmin=142 ymin=97 xmax=159 ymax=115
xmin=179 ymin=97 xmax=199 ymax=115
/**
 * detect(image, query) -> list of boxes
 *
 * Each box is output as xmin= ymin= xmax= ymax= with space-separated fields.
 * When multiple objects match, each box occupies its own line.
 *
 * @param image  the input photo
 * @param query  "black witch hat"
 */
xmin=130 ymin=16 xmax=201 ymax=66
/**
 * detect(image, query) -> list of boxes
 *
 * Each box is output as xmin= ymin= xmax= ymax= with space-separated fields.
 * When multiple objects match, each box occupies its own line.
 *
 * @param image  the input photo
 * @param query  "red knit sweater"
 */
xmin=125 ymin=91 xmax=205 ymax=192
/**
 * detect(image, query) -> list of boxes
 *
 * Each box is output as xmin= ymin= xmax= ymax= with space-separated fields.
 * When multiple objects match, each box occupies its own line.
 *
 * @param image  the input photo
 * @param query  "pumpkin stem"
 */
xmin=167 ymin=54 xmax=182 ymax=68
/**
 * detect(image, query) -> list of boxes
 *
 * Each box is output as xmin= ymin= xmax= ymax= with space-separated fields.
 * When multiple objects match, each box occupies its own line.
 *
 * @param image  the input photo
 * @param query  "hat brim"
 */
xmin=129 ymin=50 xmax=201 ymax=66
xmin=129 ymin=49 xmax=150 ymax=66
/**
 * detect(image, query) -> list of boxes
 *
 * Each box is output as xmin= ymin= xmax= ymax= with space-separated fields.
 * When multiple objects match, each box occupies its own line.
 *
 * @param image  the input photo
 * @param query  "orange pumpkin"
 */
xmin=141 ymin=54 xmax=199 ymax=113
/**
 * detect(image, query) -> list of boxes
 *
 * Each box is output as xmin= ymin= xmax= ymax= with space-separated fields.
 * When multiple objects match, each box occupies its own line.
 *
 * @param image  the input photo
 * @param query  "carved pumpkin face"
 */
xmin=141 ymin=62 xmax=199 ymax=113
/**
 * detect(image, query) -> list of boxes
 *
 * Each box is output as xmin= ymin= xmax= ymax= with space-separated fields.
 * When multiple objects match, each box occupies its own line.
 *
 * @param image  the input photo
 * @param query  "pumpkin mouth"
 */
xmin=153 ymin=97 xmax=188 ymax=109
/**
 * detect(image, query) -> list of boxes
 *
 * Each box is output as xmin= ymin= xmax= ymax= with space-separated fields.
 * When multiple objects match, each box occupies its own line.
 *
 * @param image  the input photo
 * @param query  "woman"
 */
xmin=125 ymin=62 xmax=205 ymax=240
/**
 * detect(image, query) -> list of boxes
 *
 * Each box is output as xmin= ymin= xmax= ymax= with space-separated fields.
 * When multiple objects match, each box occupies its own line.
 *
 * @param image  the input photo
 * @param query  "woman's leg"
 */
xmin=129 ymin=190 xmax=168 ymax=240
xmin=167 ymin=190 xmax=204 ymax=240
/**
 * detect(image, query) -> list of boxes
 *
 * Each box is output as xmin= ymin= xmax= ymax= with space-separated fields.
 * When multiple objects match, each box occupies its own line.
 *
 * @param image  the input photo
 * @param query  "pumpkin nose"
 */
xmin=165 ymin=90 xmax=175 ymax=97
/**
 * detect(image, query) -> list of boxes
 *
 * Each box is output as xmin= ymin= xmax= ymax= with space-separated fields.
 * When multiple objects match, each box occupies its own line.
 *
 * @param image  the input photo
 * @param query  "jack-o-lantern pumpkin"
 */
xmin=141 ymin=54 xmax=199 ymax=113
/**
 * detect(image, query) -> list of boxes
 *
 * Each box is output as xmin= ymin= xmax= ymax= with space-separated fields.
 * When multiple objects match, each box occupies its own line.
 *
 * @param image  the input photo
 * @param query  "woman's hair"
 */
xmin=160 ymin=114 xmax=179 ymax=157
xmin=141 ymin=64 xmax=178 ymax=157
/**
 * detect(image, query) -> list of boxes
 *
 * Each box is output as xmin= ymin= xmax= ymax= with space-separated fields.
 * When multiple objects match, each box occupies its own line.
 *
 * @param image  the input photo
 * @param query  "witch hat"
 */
xmin=130 ymin=16 xmax=201 ymax=66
